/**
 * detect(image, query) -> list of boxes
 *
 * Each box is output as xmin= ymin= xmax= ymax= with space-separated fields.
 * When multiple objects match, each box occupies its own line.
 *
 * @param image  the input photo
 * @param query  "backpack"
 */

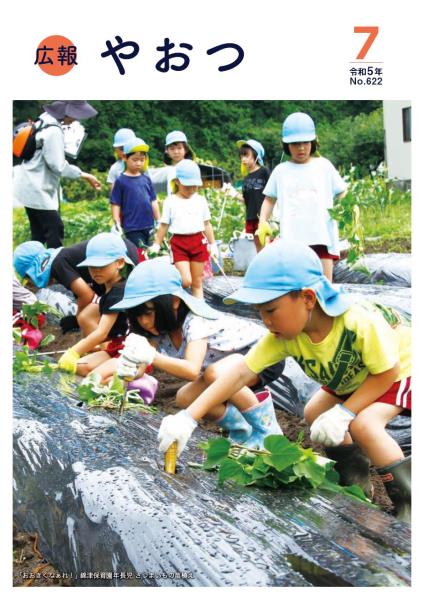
xmin=13 ymin=119 xmax=61 ymax=161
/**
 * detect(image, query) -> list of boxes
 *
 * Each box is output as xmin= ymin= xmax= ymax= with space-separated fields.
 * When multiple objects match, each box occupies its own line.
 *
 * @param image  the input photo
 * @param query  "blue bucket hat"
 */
xmin=77 ymin=233 xmax=135 ymax=267
xmin=123 ymin=137 xmax=149 ymax=155
xmin=282 ymin=112 xmax=316 ymax=143
xmin=113 ymin=128 xmax=135 ymax=148
xmin=111 ymin=257 xmax=219 ymax=319
xmin=13 ymin=241 xmax=62 ymax=289
xmin=165 ymin=130 xmax=188 ymax=146
xmin=236 ymin=139 xmax=265 ymax=166
xmin=175 ymin=159 xmax=202 ymax=186
xmin=223 ymin=240 xmax=353 ymax=316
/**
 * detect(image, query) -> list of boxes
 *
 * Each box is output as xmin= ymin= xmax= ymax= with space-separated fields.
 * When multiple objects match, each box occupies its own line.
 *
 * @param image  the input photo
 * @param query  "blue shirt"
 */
xmin=110 ymin=173 xmax=156 ymax=232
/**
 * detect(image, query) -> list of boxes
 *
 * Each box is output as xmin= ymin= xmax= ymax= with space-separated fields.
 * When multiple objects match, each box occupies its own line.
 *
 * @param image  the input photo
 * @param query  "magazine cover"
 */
xmin=2 ymin=0 xmax=421 ymax=594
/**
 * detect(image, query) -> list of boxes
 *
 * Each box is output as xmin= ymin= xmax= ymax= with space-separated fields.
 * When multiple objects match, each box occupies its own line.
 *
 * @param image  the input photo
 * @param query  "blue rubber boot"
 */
xmin=215 ymin=403 xmax=253 ymax=444
xmin=241 ymin=391 xmax=283 ymax=449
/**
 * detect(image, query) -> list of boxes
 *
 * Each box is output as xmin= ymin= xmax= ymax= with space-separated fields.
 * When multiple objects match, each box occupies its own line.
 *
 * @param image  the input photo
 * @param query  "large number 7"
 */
xmin=354 ymin=26 xmax=379 ymax=60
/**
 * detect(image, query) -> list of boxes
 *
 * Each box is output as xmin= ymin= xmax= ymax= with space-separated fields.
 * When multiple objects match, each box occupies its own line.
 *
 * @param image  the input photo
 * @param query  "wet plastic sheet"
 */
xmin=203 ymin=275 xmax=411 ymax=316
xmin=334 ymin=253 xmax=411 ymax=287
xmin=13 ymin=371 xmax=410 ymax=587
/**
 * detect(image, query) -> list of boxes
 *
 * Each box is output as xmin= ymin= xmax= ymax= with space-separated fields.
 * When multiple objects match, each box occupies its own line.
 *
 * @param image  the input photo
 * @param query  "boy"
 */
xmin=156 ymin=240 xmax=411 ymax=523
xmin=110 ymin=138 xmax=160 ymax=250
xmin=107 ymin=128 xmax=135 ymax=191
xmin=236 ymin=139 xmax=270 ymax=252
xmin=13 ymin=237 xmax=138 ymax=335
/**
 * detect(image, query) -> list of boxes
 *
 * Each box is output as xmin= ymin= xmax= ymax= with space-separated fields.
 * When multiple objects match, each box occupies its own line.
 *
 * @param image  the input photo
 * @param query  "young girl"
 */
xmin=105 ymin=258 xmax=284 ymax=447
xmin=257 ymin=112 xmax=347 ymax=281
xmin=13 ymin=237 xmax=139 ymax=335
xmin=156 ymin=240 xmax=411 ymax=523
xmin=57 ymin=232 xmax=135 ymax=375
xmin=149 ymin=160 xmax=217 ymax=298
xmin=236 ymin=139 xmax=270 ymax=252
xmin=148 ymin=130 xmax=195 ymax=196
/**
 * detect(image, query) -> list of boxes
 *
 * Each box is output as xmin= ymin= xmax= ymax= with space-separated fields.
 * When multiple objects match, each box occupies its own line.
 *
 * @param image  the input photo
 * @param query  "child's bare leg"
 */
xmin=174 ymin=261 xmax=192 ymax=289
xmin=77 ymin=303 xmax=100 ymax=336
xmin=91 ymin=357 xmax=119 ymax=384
xmin=320 ymin=258 xmax=334 ymax=282
xmin=349 ymin=403 xmax=404 ymax=467
xmin=176 ymin=354 xmax=260 ymax=419
xmin=76 ymin=350 xmax=111 ymax=377
xmin=304 ymin=388 xmax=353 ymax=444
xmin=189 ymin=261 xmax=205 ymax=298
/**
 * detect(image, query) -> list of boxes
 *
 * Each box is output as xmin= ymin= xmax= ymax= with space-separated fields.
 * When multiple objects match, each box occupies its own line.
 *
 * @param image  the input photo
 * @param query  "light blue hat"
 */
xmin=124 ymin=137 xmax=149 ymax=154
xmin=175 ymin=159 xmax=202 ymax=186
xmin=111 ymin=257 xmax=219 ymax=319
xmin=77 ymin=233 xmax=134 ymax=267
xmin=224 ymin=240 xmax=353 ymax=316
xmin=13 ymin=241 xmax=62 ymax=289
xmin=236 ymin=139 xmax=265 ymax=166
xmin=165 ymin=130 xmax=188 ymax=146
xmin=113 ymin=128 xmax=135 ymax=148
xmin=282 ymin=112 xmax=316 ymax=143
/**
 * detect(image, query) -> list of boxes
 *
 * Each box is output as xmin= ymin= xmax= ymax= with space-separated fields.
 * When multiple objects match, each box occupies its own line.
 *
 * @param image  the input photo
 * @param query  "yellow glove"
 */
xmin=58 ymin=348 xmax=80 ymax=374
xmin=257 ymin=221 xmax=273 ymax=246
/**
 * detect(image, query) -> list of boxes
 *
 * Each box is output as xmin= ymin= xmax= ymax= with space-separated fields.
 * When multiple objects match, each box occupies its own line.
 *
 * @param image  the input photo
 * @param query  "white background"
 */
xmin=1 ymin=0 xmax=421 ymax=596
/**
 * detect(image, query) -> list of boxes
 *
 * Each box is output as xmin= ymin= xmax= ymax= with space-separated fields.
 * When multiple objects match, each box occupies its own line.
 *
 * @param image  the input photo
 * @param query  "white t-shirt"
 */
xmin=263 ymin=157 xmax=347 ymax=255
xmin=155 ymin=311 xmax=266 ymax=368
xmin=107 ymin=160 xmax=125 ymax=184
xmin=148 ymin=165 xmax=176 ymax=196
xmin=160 ymin=193 xmax=211 ymax=234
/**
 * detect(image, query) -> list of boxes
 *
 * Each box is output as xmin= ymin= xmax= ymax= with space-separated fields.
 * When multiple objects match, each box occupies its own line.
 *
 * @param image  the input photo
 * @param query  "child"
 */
xmin=13 ymin=237 xmax=139 ymax=335
xmin=257 ymin=112 xmax=347 ymax=281
xmin=150 ymin=159 xmax=217 ymax=298
xmin=163 ymin=130 xmax=194 ymax=165
xmin=57 ymin=232 xmax=134 ymax=375
xmin=149 ymin=130 xmax=195 ymax=196
xmin=236 ymin=139 xmax=270 ymax=252
xmin=156 ymin=240 xmax=411 ymax=523
xmin=108 ymin=258 xmax=283 ymax=447
xmin=107 ymin=128 xmax=136 ymax=191
xmin=110 ymin=137 xmax=160 ymax=249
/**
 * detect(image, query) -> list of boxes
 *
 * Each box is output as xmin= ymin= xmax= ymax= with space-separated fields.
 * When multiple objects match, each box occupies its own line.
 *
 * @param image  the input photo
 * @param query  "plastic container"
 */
xmin=228 ymin=232 xmax=257 ymax=272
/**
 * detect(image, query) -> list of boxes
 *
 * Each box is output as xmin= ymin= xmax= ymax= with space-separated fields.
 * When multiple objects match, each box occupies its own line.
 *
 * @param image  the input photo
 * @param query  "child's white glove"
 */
xmin=111 ymin=221 xmax=124 ymax=237
xmin=158 ymin=410 xmax=198 ymax=456
xmin=209 ymin=242 xmax=219 ymax=259
xmin=148 ymin=243 xmax=161 ymax=255
xmin=117 ymin=333 xmax=156 ymax=379
xmin=222 ymin=182 xmax=239 ymax=198
xmin=310 ymin=404 xmax=356 ymax=447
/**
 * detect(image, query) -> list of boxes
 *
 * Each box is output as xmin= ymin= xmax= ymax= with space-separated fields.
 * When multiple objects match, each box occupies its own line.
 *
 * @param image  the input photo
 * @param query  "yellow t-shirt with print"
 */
xmin=245 ymin=301 xmax=411 ymax=395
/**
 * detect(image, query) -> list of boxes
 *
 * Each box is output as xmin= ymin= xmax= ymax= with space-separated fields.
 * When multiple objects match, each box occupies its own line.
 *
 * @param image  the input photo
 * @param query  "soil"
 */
xmin=13 ymin=319 xmax=394 ymax=587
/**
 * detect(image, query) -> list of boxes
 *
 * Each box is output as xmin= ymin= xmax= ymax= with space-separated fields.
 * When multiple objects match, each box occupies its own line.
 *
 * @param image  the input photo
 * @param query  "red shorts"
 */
xmin=245 ymin=219 xmax=259 ymax=235
xmin=322 ymin=376 xmax=411 ymax=412
xmin=170 ymin=232 xmax=209 ymax=263
xmin=310 ymin=244 xmax=339 ymax=261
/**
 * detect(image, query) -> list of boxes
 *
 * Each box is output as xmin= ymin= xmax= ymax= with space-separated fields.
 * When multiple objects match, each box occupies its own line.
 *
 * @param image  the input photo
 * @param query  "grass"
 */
xmin=361 ymin=200 xmax=411 ymax=253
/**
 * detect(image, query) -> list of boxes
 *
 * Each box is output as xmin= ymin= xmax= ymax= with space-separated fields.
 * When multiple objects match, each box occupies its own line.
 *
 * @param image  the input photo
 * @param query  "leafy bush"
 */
xmin=329 ymin=165 xmax=411 ymax=262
